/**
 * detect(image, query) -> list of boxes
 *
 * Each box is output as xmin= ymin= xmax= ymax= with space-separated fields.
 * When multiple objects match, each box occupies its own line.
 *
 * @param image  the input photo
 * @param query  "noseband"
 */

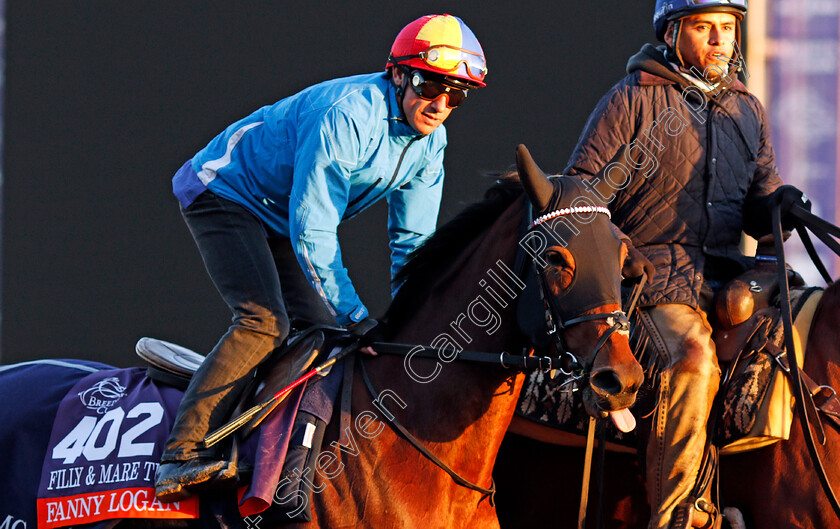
xmin=527 ymin=204 xmax=631 ymax=387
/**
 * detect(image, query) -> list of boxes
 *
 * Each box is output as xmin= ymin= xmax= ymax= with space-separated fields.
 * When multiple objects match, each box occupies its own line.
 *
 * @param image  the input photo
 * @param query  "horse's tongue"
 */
xmin=609 ymin=408 xmax=636 ymax=433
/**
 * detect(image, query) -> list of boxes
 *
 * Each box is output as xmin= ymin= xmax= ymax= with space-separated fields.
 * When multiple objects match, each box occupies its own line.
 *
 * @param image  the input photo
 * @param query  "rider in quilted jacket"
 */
xmin=564 ymin=1 xmax=809 ymax=527
xmin=155 ymin=14 xmax=487 ymax=502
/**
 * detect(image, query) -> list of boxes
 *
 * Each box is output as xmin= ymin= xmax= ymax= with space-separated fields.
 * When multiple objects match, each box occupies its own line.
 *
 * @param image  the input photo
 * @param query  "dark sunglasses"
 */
xmin=409 ymin=71 xmax=468 ymax=108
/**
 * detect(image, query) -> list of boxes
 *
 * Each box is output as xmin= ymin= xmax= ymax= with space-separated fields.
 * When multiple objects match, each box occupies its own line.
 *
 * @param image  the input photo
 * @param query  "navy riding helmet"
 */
xmin=653 ymin=0 xmax=748 ymax=41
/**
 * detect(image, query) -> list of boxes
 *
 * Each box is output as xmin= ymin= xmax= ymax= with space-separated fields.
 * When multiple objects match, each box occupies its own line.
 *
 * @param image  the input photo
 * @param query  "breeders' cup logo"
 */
xmin=78 ymin=377 xmax=127 ymax=414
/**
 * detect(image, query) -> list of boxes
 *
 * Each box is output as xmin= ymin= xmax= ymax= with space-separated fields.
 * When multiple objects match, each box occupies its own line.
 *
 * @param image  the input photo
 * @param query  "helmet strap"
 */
xmin=730 ymin=23 xmax=744 ymax=75
xmin=671 ymin=20 xmax=686 ymax=69
xmin=391 ymin=64 xmax=412 ymax=123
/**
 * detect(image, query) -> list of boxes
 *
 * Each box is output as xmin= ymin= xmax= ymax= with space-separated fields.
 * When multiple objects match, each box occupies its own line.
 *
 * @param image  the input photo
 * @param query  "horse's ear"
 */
xmin=516 ymin=144 xmax=555 ymax=212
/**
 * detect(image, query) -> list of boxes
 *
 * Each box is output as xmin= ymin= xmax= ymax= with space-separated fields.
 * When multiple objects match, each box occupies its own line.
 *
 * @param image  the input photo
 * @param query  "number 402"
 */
xmin=52 ymin=402 xmax=164 ymax=464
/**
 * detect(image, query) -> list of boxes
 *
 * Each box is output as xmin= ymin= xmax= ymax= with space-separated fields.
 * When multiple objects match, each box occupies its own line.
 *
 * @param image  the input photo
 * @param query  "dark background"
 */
xmin=3 ymin=2 xmax=652 ymax=365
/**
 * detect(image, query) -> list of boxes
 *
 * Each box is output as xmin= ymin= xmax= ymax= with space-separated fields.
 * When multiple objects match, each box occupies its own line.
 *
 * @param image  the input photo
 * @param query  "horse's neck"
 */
xmin=369 ymin=196 xmax=526 ymax=438
xmin=394 ymin=196 xmax=525 ymax=342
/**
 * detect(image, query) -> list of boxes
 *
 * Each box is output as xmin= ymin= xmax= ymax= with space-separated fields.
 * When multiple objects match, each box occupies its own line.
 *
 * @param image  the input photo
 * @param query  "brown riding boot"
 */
xmin=640 ymin=304 xmax=720 ymax=529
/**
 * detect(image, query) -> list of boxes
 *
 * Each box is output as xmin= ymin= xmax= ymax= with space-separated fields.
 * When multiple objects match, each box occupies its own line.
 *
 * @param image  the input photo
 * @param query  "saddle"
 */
xmin=712 ymin=235 xmax=805 ymax=363
xmin=135 ymin=336 xmax=204 ymax=387
xmin=711 ymin=236 xmax=838 ymax=453
xmin=713 ymin=285 xmax=821 ymax=452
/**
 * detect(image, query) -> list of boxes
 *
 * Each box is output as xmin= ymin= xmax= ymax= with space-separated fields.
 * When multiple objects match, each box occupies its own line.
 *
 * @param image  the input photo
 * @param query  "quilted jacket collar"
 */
xmin=627 ymin=44 xmax=748 ymax=94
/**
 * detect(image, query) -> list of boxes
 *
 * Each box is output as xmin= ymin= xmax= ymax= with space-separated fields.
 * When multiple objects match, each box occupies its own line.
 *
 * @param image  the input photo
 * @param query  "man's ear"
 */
xmin=391 ymin=67 xmax=404 ymax=86
xmin=663 ymin=20 xmax=675 ymax=47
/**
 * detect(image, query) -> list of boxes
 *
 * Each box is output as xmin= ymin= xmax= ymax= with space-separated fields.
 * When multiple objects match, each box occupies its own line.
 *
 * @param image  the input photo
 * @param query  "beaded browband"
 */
xmin=529 ymin=205 xmax=611 ymax=229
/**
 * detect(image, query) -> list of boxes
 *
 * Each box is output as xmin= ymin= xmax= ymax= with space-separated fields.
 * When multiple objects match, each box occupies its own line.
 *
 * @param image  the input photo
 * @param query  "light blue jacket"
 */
xmin=173 ymin=72 xmax=446 ymax=325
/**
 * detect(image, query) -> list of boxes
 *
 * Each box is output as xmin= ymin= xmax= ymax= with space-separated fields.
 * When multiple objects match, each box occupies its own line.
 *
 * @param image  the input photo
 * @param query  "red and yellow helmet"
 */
xmin=387 ymin=14 xmax=487 ymax=88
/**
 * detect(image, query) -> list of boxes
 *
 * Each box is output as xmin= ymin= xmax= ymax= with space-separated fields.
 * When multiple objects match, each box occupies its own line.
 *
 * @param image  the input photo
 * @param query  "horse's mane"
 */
xmin=383 ymin=174 xmax=523 ymax=330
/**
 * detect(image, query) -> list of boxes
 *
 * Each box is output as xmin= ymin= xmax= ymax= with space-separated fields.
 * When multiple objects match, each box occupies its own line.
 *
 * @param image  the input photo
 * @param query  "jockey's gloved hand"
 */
xmin=770 ymin=185 xmax=812 ymax=230
xmin=622 ymin=244 xmax=655 ymax=286
xmin=347 ymin=318 xmax=381 ymax=356
xmin=348 ymin=317 xmax=378 ymax=337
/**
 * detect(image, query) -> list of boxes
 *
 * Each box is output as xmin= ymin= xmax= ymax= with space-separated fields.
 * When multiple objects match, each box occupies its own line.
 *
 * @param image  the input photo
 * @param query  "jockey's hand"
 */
xmin=347 ymin=318 xmax=380 ymax=356
xmin=360 ymin=346 xmax=378 ymax=356
xmin=348 ymin=317 xmax=378 ymax=336
xmin=622 ymin=245 xmax=655 ymax=285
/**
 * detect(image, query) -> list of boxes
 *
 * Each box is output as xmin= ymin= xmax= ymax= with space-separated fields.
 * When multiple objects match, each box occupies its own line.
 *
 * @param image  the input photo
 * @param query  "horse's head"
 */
xmin=515 ymin=145 xmax=643 ymax=429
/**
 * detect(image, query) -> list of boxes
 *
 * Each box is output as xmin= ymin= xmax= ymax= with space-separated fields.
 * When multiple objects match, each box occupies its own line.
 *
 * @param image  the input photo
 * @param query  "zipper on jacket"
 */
xmin=347 ymin=178 xmax=383 ymax=209
xmin=351 ymin=135 xmax=422 ymax=214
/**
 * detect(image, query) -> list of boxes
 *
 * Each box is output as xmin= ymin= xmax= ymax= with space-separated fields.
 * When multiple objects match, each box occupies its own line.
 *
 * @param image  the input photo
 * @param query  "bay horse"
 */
xmin=0 ymin=146 xmax=644 ymax=529
xmin=494 ymin=280 xmax=840 ymax=529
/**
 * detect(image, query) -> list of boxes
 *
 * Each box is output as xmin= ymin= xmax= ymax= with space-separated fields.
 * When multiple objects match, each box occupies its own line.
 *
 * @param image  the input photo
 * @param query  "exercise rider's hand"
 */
xmin=770 ymin=184 xmax=812 ymax=229
xmin=622 ymin=244 xmax=655 ymax=286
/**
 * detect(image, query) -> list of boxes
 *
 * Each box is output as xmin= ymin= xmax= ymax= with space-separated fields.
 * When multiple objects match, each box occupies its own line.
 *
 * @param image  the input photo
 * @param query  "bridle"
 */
xmin=526 ymin=202 xmax=633 ymax=389
xmin=525 ymin=200 xmax=649 ymax=529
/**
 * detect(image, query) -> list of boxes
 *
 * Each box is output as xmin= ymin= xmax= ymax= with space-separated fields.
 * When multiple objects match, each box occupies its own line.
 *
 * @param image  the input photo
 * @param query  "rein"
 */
xmin=772 ymin=203 xmax=840 ymax=520
xmin=357 ymin=357 xmax=498 ymax=503
xmin=369 ymin=341 xmax=578 ymax=373
xmin=669 ymin=204 xmax=840 ymax=527
xmin=354 ymin=337 xmax=592 ymax=504
xmin=789 ymin=205 xmax=840 ymax=284
xmin=579 ymin=274 xmax=646 ymax=529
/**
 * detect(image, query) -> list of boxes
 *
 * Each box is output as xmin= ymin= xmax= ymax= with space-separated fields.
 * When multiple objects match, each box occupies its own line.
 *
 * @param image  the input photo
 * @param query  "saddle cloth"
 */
xmin=36 ymin=367 xmax=200 ymax=528
xmin=30 ymin=357 xmax=342 ymax=529
xmin=0 ymin=360 xmax=114 ymax=529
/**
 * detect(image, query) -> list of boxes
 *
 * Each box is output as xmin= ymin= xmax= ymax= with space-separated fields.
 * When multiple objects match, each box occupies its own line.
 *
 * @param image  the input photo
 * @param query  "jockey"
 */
xmin=565 ymin=1 xmax=808 ymax=527
xmin=155 ymin=13 xmax=487 ymax=502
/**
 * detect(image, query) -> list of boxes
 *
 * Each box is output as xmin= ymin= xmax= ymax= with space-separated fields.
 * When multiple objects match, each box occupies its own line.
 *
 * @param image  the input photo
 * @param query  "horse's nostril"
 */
xmin=590 ymin=368 xmax=623 ymax=396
